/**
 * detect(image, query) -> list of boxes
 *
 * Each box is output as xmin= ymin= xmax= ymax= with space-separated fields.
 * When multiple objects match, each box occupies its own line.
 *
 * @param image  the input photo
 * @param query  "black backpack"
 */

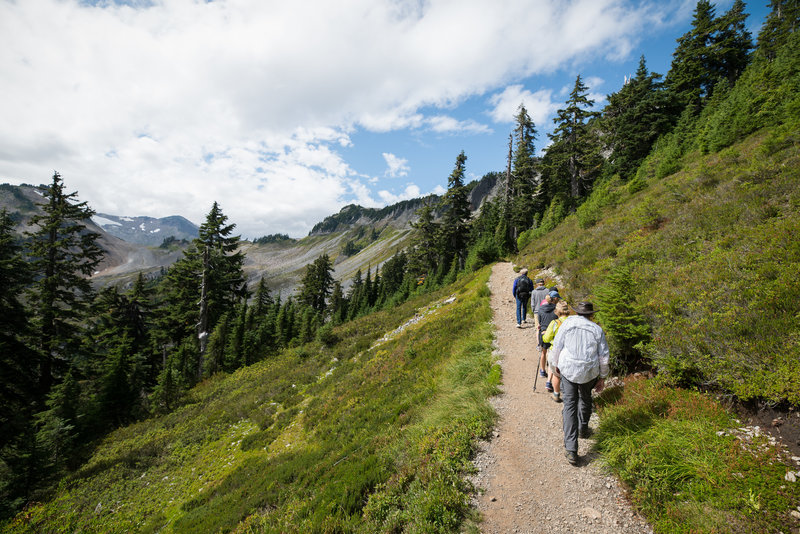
xmin=516 ymin=276 xmax=532 ymax=299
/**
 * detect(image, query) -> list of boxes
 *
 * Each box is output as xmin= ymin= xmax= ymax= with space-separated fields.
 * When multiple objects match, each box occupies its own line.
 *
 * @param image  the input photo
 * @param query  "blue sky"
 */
xmin=0 ymin=0 xmax=769 ymax=238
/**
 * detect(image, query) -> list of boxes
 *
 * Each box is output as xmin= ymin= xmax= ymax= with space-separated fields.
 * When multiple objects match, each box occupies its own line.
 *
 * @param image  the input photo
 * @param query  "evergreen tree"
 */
xmin=328 ymin=280 xmax=346 ymax=324
xmin=203 ymin=311 xmax=231 ymax=376
xmin=595 ymin=264 xmax=651 ymax=372
xmin=298 ymin=254 xmax=334 ymax=315
xmin=0 ymin=210 xmax=38 ymax=447
xmin=602 ymin=57 xmax=674 ymax=180
xmin=507 ymin=104 xmax=538 ymax=243
xmin=712 ymin=0 xmax=753 ymax=85
xmin=757 ymin=0 xmax=800 ymax=61
xmin=408 ymin=203 xmax=440 ymax=277
xmin=252 ymin=277 xmax=274 ymax=315
xmin=25 ymin=172 xmax=104 ymax=398
xmin=195 ymin=202 xmax=246 ymax=359
xmin=666 ymin=0 xmax=718 ymax=114
xmin=156 ymin=202 xmax=245 ymax=379
xmin=438 ymin=151 xmax=472 ymax=268
xmin=544 ymin=75 xmax=602 ymax=199
xmin=34 ymin=369 xmax=83 ymax=473
xmin=346 ymin=269 xmax=364 ymax=320
xmin=96 ymin=335 xmax=138 ymax=428
xmin=379 ymin=251 xmax=407 ymax=302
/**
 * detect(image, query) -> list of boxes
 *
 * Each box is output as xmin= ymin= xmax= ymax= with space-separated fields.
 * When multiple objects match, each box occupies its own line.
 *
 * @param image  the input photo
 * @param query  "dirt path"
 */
xmin=470 ymin=262 xmax=652 ymax=534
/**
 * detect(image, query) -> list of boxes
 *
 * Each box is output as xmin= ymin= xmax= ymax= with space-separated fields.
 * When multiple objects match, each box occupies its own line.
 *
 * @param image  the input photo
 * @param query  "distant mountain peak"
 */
xmin=93 ymin=213 xmax=198 ymax=246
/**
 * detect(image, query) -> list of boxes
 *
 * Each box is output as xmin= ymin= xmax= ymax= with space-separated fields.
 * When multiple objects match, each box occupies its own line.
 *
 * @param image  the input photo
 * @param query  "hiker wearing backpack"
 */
xmin=536 ymin=290 xmax=560 ymax=382
xmin=542 ymin=300 xmax=569 ymax=402
xmin=512 ymin=268 xmax=533 ymax=328
xmin=550 ymin=302 xmax=609 ymax=466
xmin=530 ymin=278 xmax=549 ymax=328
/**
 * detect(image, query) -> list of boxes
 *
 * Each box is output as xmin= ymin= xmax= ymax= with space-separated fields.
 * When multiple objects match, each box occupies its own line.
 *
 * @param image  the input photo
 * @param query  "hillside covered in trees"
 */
xmin=2 ymin=1 xmax=800 ymax=531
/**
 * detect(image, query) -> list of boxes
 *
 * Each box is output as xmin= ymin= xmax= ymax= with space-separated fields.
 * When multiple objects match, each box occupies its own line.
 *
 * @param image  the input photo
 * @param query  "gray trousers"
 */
xmin=561 ymin=376 xmax=598 ymax=453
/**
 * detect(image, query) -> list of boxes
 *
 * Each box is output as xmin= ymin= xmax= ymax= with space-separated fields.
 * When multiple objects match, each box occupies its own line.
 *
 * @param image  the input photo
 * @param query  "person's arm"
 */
xmin=594 ymin=328 xmax=611 ymax=392
xmin=550 ymin=321 xmax=566 ymax=369
xmin=512 ymin=278 xmax=517 ymax=297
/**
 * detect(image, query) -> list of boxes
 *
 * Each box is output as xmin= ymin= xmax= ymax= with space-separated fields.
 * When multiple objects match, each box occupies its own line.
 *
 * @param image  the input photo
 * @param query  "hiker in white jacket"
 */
xmin=549 ymin=301 xmax=609 ymax=466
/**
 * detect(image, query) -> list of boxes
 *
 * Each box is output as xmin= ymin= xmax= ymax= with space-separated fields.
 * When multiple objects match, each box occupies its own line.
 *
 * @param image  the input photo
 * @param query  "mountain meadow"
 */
xmin=3 ymin=2 xmax=800 ymax=532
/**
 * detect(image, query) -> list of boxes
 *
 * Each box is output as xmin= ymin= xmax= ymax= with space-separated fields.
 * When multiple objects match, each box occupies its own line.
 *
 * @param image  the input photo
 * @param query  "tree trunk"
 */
xmin=197 ymin=245 xmax=210 ymax=378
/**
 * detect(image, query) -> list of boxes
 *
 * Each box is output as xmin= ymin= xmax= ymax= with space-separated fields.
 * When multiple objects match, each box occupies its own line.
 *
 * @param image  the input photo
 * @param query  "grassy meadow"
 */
xmin=7 ymin=269 xmax=499 ymax=533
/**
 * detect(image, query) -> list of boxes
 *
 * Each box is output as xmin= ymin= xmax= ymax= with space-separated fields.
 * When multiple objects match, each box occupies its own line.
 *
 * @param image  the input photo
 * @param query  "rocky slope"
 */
xmin=2 ymin=171 xmax=502 ymax=295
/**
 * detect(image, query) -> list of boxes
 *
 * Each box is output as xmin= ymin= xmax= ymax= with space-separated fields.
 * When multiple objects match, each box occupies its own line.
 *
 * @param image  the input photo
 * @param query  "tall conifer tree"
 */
xmin=544 ymin=74 xmax=601 ymax=199
xmin=438 ymin=150 xmax=471 ymax=268
xmin=25 ymin=172 xmax=104 ymax=397
xmin=602 ymin=56 xmax=673 ymax=180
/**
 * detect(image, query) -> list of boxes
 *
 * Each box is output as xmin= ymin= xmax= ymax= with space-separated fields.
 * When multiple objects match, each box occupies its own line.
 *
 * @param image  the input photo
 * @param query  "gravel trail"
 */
xmin=469 ymin=262 xmax=652 ymax=534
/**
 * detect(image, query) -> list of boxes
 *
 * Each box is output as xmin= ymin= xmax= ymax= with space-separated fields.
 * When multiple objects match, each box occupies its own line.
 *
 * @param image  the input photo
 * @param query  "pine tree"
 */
xmin=602 ymin=57 xmax=674 ymax=180
xmin=96 ymin=335 xmax=137 ymax=427
xmin=298 ymin=254 xmax=334 ymax=315
xmin=408 ymin=203 xmax=440 ymax=277
xmin=508 ymin=105 xmax=538 ymax=241
xmin=712 ymin=0 xmax=753 ymax=85
xmin=757 ymin=0 xmax=800 ymax=61
xmin=34 ymin=369 xmax=82 ymax=472
xmin=25 ymin=172 xmax=104 ymax=398
xmin=544 ymin=75 xmax=602 ymax=199
xmin=595 ymin=264 xmax=651 ymax=371
xmin=0 ymin=210 xmax=39 ymax=472
xmin=195 ymin=202 xmax=246 ymax=361
xmin=666 ymin=0 xmax=718 ymax=114
xmin=156 ymin=202 xmax=245 ymax=379
xmin=224 ymin=302 xmax=248 ymax=371
xmin=328 ymin=280 xmax=346 ymax=324
xmin=438 ymin=151 xmax=472 ymax=268
xmin=252 ymin=277 xmax=274 ymax=315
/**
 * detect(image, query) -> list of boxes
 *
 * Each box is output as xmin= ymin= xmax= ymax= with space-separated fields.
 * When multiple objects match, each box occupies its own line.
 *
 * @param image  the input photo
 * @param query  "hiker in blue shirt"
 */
xmin=512 ymin=268 xmax=533 ymax=328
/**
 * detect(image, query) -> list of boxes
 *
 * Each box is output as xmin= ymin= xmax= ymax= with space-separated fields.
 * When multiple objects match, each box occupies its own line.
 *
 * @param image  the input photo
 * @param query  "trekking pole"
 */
xmin=533 ymin=357 xmax=540 ymax=392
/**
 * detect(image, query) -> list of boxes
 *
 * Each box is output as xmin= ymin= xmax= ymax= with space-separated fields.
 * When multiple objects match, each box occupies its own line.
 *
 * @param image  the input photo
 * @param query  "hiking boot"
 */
xmin=545 ymin=381 xmax=553 ymax=392
xmin=565 ymin=450 xmax=579 ymax=465
xmin=552 ymin=392 xmax=562 ymax=403
xmin=579 ymin=427 xmax=593 ymax=439
xmin=539 ymin=369 xmax=547 ymax=378
xmin=516 ymin=323 xmax=522 ymax=328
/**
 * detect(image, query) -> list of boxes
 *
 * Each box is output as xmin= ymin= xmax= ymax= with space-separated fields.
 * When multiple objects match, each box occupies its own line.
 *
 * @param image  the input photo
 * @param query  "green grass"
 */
xmin=5 ymin=268 xmax=499 ymax=533
xmin=517 ymin=130 xmax=800 ymax=404
xmin=595 ymin=378 xmax=800 ymax=533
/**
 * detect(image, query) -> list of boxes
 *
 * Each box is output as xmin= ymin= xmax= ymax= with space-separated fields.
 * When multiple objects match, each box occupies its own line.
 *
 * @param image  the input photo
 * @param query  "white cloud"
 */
xmin=487 ymin=85 xmax=559 ymax=127
xmin=382 ymin=152 xmax=410 ymax=178
xmin=426 ymin=116 xmax=492 ymax=135
xmin=378 ymin=184 xmax=422 ymax=204
xmin=0 ymin=0 xmax=669 ymax=236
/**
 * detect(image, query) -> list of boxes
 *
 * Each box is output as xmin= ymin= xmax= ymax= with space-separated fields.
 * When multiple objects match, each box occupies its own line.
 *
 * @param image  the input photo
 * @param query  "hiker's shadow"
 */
xmin=579 ymin=446 xmax=601 ymax=467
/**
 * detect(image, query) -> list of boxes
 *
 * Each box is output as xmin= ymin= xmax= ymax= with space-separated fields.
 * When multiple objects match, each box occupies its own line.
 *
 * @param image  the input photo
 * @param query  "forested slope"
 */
xmin=6 ymin=271 xmax=498 ymax=533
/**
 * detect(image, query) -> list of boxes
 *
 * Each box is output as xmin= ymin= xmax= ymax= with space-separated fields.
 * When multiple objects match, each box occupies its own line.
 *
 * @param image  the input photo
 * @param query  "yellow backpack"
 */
xmin=542 ymin=316 xmax=566 ymax=344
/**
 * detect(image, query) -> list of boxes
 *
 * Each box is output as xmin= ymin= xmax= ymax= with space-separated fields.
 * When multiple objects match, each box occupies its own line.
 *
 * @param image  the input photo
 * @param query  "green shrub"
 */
xmin=595 ymin=378 xmax=800 ymax=533
xmin=595 ymin=263 xmax=651 ymax=372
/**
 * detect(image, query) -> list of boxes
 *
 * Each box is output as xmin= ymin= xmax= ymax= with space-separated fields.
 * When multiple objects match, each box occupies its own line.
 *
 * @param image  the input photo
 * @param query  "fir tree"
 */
xmin=25 ymin=172 xmax=104 ymax=398
xmin=298 ymin=254 xmax=334 ymax=315
xmin=195 ymin=202 xmax=246 ymax=360
xmin=544 ymin=74 xmax=602 ymax=199
xmin=757 ymin=0 xmax=800 ymax=61
xmin=408 ymin=203 xmax=440 ymax=277
xmin=602 ymin=57 xmax=674 ymax=180
xmin=0 ymin=210 xmax=38 ymax=446
xmin=712 ymin=0 xmax=753 ymax=85
xmin=508 ymin=104 xmax=538 ymax=241
xmin=438 ymin=151 xmax=472 ymax=268
xmin=666 ymin=0 xmax=718 ymax=114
